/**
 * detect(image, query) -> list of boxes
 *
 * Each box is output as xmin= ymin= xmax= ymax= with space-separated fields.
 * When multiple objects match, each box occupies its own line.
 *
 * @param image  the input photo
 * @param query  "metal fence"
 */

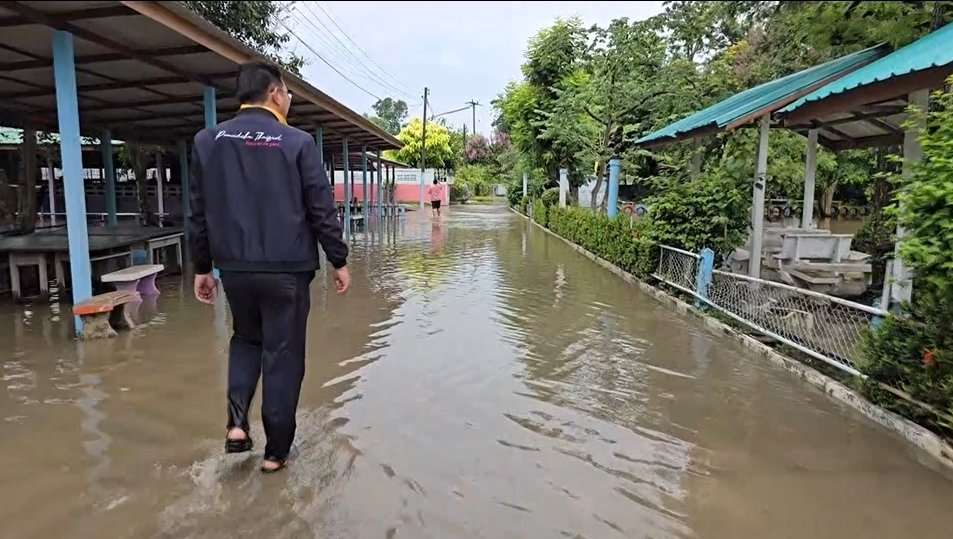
xmin=653 ymin=245 xmax=887 ymax=376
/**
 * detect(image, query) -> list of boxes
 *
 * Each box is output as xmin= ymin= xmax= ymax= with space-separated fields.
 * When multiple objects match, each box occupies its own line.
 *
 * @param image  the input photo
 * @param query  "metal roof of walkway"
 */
xmin=777 ymin=21 xmax=953 ymax=150
xmin=0 ymin=1 xmax=403 ymax=151
xmin=634 ymin=45 xmax=887 ymax=148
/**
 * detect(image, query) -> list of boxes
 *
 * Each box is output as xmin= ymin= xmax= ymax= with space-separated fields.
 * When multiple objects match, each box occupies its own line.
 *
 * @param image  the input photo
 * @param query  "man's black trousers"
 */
xmin=220 ymin=271 xmax=314 ymax=461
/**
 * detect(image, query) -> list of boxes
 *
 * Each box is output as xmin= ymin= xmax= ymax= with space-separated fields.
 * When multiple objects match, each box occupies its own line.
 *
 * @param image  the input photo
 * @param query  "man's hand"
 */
xmin=194 ymin=273 xmax=218 ymax=304
xmin=333 ymin=266 xmax=350 ymax=294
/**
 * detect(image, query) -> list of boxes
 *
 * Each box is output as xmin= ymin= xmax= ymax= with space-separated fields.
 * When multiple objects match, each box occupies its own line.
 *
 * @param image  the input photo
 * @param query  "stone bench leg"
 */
xmin=137 ymin=273 xmax=160 ymax=296
xmin=113 ymin=280 xmax=139 ymax=293
xmin=80 ymin=312 xmax=117 ymax=339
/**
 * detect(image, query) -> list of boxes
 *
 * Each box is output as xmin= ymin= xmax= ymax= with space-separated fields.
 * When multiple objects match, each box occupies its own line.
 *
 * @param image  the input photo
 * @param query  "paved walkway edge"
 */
xmin=513 ymin=209 xmax=953 ymax=472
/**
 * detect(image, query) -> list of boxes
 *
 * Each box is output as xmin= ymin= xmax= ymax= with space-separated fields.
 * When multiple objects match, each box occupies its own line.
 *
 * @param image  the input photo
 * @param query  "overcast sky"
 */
xmin=285 ymin=1 xmax=665 ymax=135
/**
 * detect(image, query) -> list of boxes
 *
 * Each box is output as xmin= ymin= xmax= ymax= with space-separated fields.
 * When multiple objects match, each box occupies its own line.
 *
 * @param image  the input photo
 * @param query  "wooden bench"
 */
xmin=101 ymin=264 xmax=164 ymax=295
xmin=72 ymin=290 xmax=141 ymax=339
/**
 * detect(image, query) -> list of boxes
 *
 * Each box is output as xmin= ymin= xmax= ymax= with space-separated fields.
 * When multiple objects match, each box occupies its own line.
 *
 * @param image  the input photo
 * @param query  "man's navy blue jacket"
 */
xmin=189 ymin=107 xmax=347 ymax=275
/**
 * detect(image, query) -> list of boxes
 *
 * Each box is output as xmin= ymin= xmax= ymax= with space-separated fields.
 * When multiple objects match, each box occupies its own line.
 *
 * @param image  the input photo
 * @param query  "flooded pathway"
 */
xmin=2 ymin=204 xmax=952 ymax=538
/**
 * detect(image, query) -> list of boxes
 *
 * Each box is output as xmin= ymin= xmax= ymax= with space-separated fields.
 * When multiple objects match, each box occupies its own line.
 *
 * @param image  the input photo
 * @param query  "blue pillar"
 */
xmin=314 ymin=126 xmax=323 ymax=171
xmin=101 ymin=129 xmax=117 ymax=226
xmin=203 ymin=86 xmax=216 ymax=128
xmin=343 ymin=138 xmax=351 ymax=236
xmin=203 ymin=86 xmax=218 ymax=277
xmin=695 ymin=247 xmax=715 ymax=308
xmin=178 ymin=140 xmax=190 ymax=248
xmin=607 ymin=157 xmax=621 ymax=218
xmin=376 ymin=148 xmax=383 ymax=216
xmin=361 ymin=145 xmax=368 ymax=216
xmin=52 ymin=31 xmax=92 ymax=332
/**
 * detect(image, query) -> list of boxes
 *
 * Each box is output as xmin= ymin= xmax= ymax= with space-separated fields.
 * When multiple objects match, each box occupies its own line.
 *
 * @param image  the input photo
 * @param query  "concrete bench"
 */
xmin=72 ymin=290 xmax=140 ymax=339
xmin=101 ymin=264 xmax=164 ymax=295
xmin=778 ymin=233 xmax=853 ymax=262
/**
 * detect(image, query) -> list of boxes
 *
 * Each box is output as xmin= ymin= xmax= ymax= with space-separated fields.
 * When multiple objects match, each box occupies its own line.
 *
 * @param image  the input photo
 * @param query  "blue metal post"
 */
xmin=203 ymin=85 xmax=219 ymax=277
xmin=314 ymin=126 xmax=323 ymax=173
xmin=695 ymin=248 xmax=715 ymax=308
xmin=361 ymin=145 xmax=368 ymax=216
xmin=203 ymin=86 xmax=217 ymax=128
xmin=607 ymin=157 xmax=621 ymax=218
xmin=343 ymin=138 xmax=351 ymax=236
xmin=178 ymin=140 xmax=190 ymax=248
xmin=52 ymin=31 xmax=92 ymax=332
xmin=101 ymin=129 xmax=117 ymax=226
xmin=376 ymin=148 xmax=383 ymax=216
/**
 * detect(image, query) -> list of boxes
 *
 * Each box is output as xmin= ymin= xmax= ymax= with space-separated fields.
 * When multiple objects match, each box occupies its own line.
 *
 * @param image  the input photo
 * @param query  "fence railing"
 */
xmin=653 ymin=245 xmax=887 ymax=376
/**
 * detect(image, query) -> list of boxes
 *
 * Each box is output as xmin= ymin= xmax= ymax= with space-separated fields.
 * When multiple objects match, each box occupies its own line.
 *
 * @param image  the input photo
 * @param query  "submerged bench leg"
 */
xmin=80 ymin=312 xmax=117 ymax=339
xmin=109 ymin=303 xmax=136 ymax=331
xmin=137 ymin=273 xmax=160 ymax=296
xmin=113 ymin=281 xmax=139 ymax=293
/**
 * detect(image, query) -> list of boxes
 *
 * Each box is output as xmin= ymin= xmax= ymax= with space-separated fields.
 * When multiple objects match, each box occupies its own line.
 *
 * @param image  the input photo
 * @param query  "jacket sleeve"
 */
xmin=188 ymin=140 xmax=213 ymax=275
xmin=299 ymin=140 xmax=348 ymax=269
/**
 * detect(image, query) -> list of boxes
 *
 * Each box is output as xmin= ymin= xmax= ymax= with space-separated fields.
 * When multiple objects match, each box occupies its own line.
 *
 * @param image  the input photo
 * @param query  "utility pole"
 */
xmin=465 ymin=100 xmax=480 ymax=137
xmin=420 ymin=87 xmax=428 ymax=211
xmin=462 ymin=123 xmax=467 ymax=142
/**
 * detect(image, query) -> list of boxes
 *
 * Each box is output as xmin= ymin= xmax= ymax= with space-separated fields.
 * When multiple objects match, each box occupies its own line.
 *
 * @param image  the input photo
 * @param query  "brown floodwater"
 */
xmin=2 ymin=204 xmax=952 ymax=539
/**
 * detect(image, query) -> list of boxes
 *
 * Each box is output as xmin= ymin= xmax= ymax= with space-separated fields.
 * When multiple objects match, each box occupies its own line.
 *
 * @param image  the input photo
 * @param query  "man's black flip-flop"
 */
xmin=225 ymin=435 xmax=253 ymax=454
xmin=260 ymin=457 xmax=287 ymax=473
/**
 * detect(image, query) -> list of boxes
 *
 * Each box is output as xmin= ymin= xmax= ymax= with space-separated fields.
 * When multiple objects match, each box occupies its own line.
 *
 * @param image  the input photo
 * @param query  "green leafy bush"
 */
xmin=540 ymin=187 xmax=561 ymax=207
xmin=547 ymin=206 xmax=657 ymax=278
xmin=858 ymin=80 xmax=953 ymax=433
xmin=531 ymin=199 xmax=548 ymax=227
xmin=644 ymin=169 xmax=749 ymax=254
xmin=853 ymin=211 xmax=895 ymax=290
xmin=450 ymin=182 xmax=471 ymax=203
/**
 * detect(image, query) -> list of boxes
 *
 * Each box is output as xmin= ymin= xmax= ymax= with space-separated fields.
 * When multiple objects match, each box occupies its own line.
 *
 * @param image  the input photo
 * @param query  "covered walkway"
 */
xmin=0 ymin=1 xmax=403 ymax=329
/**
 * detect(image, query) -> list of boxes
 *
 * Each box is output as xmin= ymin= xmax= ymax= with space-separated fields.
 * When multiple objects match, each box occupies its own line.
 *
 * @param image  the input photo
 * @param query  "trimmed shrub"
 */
xmin=547 ymin=206 xmax=657 ymax=278
xmin=540 ymin=187 xmax=560 ymax=208
xmin=531 ymin=199 xmax=547 ymax=227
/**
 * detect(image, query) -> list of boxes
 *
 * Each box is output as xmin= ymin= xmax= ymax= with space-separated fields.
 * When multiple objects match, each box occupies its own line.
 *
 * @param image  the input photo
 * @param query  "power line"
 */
xmin=273 ymin=16 xmax=383 ymax=101
xmin=296 ymin=4 xmax=417 ymax=100
xmin=315 ymin=2 xmax=416 ymax=93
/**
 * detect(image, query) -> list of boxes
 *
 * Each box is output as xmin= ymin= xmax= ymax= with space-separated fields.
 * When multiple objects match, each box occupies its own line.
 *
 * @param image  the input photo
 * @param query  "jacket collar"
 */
xmin=238 ymin=104 xmax=288 ymax=125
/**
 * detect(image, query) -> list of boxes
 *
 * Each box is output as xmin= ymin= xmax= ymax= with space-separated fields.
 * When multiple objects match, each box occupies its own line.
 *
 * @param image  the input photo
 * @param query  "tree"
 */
xmin=369 ymin=97 xmax=409 ymax=134
xmin=387 ymin=117 xmax=453 ymax=169
xmin=183 ymin=1 xmax=304 ymax=75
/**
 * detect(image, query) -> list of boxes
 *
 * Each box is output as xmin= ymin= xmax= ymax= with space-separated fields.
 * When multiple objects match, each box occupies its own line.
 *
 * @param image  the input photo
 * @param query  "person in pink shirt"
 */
xmin=427 ymin=178 xmax=445 ymax=218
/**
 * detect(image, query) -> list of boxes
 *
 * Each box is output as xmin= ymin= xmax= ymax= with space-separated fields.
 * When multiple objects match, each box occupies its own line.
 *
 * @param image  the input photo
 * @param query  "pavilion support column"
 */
xmin=607 ymin=157 xmax=621 ymax=218
xmin=690 ymin=138 xmax=703 ymax=177
xmin=178 ymin=140 xmax=190 ymax=250
xmin=47 ymin=156 xmax=56 ymax=226
xmin=203 ymin=86 xmax=217 ymax=128
xmin=893 ymin=89 xmax=929 ymax=306
xmin=801 ymin=129 xmax=819 ymax=229
xmin=155 ymin=151 xmax=165 ymax=227
xmin=376 ymin=148 xmax=383 ymax=215
xmin=52 ymin=30 xmax=92 ymax=332
xmin=329 ymin=150 xmax=335 ymax=187
xmin=558 ymin=167 xmax=568 ymax=207
xmin=101 ymin=129 xmax=117 ymax=227
xmin=361 ymin=145 xmax=368 ymax=216
xmin=749 ymin=114 xmax=770 ymax=279
xmin=314 ymin=126 xmax=324 ymax=173
xmin=343 ymin=138 xmax=351 ymax=237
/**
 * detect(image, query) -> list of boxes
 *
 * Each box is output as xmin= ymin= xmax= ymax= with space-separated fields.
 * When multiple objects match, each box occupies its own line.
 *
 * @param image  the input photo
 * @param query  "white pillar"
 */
xmin=156 ymin=151 xmax=164 ymax=226
xmin=522 ymin=172 xmax=527 ymax=198
xmin=801 ymin=129 xmax=818 ymax=229
xmin=749 ymin=115 xmax=770 ymax=279
xmin=892 ymin=89 xmax=928 ymax=305
xmin=47 ymin=157 xmax=56 ymax=226
xmin=558 ymin=168 xmax=568 ymax=207
xmin=690 ymin=138 xmax=702 ymax=177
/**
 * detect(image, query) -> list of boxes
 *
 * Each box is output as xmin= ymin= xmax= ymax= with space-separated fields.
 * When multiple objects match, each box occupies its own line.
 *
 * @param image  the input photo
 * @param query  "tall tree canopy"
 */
xmin=183 ymin=1 xmax=304 ymax=75
xmin=365 ymin=98 xmax=409 ymax=135
xmin=387 ymin=117 xmax=453 ymax=169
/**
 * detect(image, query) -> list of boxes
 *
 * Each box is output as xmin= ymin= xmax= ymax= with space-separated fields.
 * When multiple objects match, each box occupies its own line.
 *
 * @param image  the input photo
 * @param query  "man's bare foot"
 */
xmin=260 ymin=458 xmax=287 ymax=473
xmin=227 ymin=427 xmax=247 ymax=441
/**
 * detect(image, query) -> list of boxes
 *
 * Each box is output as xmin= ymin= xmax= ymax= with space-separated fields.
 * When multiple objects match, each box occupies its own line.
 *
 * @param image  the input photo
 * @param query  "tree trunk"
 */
xmin=16 ymin=127 xmax=38 ymax=232
xmin=129 ymin=142 xmax=154 ymax=226
xmin=820 ymin=182 xmax=837 ymax=218
xmin=590 ymin=157 xmax=607 ymax=210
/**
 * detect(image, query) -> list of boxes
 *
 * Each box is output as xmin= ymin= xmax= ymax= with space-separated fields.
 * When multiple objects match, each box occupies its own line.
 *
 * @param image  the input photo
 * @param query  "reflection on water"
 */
xmin=1 ymin=205 xmax=951 ymax=538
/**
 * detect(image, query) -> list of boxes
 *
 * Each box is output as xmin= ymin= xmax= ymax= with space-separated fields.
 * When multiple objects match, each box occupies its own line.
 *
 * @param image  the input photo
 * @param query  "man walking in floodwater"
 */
xmin=428 ymin=178 xmax=445 ymax=218
xmin=189 ymin=61 xmax=350 ymax=473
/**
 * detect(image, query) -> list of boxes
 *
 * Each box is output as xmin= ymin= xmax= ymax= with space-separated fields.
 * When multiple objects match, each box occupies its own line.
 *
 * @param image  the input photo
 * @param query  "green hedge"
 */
xmin=546 ymin=206 xmax=657 ymax=278
xmin=531 ymin=199 xmax=548 ymax=227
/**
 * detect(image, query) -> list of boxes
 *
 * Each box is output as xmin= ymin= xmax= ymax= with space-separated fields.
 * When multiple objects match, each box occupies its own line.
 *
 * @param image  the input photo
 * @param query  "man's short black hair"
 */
xmin=433 ymin=178 xmax=439 ymax=185
xmin=236 ymin=61 xmax=283 ymax=104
